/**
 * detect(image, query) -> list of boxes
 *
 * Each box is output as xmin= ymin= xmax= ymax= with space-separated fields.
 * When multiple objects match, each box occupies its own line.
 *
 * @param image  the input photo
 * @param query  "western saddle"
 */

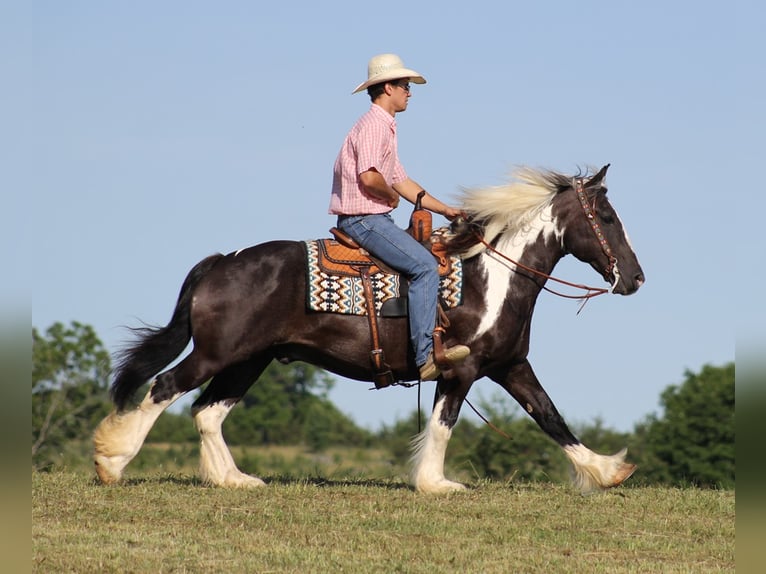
xmin=326 ymin=192 xmax=455 ymax=389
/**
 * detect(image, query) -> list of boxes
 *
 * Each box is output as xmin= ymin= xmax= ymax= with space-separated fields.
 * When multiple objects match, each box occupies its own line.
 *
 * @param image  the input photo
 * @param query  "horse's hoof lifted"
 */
xmin=565 ymin=445 xmax=638 ymax=493
xmin=612 ymin=462 xmax=638 ymax=487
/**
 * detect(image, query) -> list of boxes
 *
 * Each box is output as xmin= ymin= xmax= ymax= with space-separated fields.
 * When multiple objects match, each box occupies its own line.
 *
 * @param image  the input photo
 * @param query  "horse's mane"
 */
xmin=446 ymin=167 xmax=573 ymax=258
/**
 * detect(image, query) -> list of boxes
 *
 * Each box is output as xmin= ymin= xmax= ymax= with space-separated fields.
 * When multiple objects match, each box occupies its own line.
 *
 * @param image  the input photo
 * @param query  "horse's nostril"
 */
xmin=635 ymin=273 xmax=645 ymax=287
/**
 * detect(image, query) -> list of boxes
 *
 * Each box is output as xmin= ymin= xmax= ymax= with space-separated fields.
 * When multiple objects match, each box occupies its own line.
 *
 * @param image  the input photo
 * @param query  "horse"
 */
xmin=94 ymin=164 xmax=644 ymax=493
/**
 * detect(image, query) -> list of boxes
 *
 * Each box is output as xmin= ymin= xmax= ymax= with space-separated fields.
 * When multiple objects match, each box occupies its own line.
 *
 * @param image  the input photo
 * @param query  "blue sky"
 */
xmin=11 ymin=2 xmax=759 ymax=432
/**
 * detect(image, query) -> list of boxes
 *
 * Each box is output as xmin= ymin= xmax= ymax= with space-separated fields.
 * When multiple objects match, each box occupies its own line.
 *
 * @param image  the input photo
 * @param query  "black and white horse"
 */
xmin=94 ymin=164 xmax=644 ymax=493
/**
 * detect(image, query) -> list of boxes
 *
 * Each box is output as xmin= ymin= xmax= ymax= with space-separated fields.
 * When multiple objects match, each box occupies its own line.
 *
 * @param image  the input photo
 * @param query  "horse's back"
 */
xmin=228 ymin=239 xmax=304 ymax=260
xmin=193 ymin=240 xmax=307 ymax=313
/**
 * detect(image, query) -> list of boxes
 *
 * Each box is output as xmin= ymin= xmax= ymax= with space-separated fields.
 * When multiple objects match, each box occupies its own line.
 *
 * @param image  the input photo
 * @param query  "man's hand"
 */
xmin=442 ymin=206 xmax=462 ymax=220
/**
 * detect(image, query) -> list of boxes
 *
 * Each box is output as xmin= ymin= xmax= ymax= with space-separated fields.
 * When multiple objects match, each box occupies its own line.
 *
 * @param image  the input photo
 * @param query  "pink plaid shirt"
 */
xmin=329 ymin=104 xmax=408 ymax=215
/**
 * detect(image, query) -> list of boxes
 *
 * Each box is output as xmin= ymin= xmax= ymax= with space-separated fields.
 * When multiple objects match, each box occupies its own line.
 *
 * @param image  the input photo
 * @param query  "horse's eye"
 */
xmin=598 ymin=211 xmax=615 ymax=224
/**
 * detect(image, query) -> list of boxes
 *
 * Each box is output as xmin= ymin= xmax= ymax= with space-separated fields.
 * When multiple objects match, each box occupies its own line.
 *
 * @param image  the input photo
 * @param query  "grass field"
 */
xmin=33 ymin=470 xmax=734 ymax=573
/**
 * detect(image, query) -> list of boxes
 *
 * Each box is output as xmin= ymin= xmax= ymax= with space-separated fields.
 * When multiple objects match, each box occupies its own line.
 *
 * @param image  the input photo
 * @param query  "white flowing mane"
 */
xmin=456 ymin=167 xmax=571 ymax=258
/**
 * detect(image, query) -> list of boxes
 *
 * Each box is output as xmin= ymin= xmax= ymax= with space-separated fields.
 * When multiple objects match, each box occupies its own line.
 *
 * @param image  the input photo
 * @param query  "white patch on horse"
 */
xmin=616 ymin=211 xmax=639 ymax=255
xmin=471 ymin=205 xmax=561 ymax=341
xmin=410 ymin=397 xmax=466 ymax=493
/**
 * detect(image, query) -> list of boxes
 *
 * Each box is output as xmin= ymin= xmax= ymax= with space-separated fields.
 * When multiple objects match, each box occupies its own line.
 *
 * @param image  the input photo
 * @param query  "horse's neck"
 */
xmin=490 ymin=211 xmax=563 ymax=278
xmin=467 ymin=218 xmax=563 ymax=339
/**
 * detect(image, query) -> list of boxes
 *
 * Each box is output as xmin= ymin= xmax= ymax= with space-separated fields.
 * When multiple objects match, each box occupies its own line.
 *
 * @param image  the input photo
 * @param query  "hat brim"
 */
xmin=352 ymin=71 xmax=426 ymax=94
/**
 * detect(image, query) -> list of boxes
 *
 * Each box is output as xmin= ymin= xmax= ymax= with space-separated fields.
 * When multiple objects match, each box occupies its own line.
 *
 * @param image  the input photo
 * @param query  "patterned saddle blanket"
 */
xmin=303 ymin=232 xmax=463 ymax=317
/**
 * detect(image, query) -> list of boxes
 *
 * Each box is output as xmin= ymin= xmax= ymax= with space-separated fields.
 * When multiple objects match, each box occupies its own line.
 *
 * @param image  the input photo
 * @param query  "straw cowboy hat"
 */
xmin=352 ymin=53 xmax=427 ymax=94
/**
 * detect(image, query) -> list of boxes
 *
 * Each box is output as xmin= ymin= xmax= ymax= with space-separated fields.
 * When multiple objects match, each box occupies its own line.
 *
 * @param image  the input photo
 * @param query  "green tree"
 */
xmin=223 ymin=362 xmax=372 ymax=449
xmin=450 ymin=402 xmax=569 ymax=483
xmin=300 ymin=396 xmax=373 ymax=451
xmin=377 ymin=410 xmax=427 ymax=462
xmin=632 ymin=363 xmax=735 ymax=488
xmin=32 ymin=322 xmax=112 ymax=470
xmin=574 ymin=417 xmax=634 ymax=456
xmin=146 ymin=409 xmax=199 ymax=443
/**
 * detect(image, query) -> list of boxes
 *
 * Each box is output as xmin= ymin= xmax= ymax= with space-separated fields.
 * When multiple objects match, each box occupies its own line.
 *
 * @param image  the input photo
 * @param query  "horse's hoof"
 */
xmin=94 ymin=456 xmax=122 ymax=485
xmin=231 ymin=475 xmax=267 ymax=488
xmin=612 ymin=463 xmax=637 ymax=487
xmin=416 ymin=479 xmax=467 ymax=494
xmin=215 ymin=472 xmax=267 ymax=489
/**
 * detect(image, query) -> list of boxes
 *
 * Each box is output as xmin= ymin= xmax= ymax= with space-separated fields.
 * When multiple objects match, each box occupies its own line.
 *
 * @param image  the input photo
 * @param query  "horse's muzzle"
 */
xmin=613 ymin=270 xmax=645 ymax=295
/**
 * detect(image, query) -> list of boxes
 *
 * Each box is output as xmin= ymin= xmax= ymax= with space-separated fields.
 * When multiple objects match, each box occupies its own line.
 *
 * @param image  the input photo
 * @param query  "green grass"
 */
xmin=33 ymin=471 xmax=734 ymax=573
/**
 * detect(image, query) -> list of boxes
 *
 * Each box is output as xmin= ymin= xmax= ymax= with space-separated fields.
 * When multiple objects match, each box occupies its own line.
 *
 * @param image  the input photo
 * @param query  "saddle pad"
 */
xmin=303 ymin=239 xmax=463 ymax=316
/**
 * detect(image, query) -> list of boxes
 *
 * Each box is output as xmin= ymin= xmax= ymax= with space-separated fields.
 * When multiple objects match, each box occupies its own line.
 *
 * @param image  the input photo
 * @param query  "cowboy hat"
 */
xmin=352 ymin=53 xmax=427 ymax=94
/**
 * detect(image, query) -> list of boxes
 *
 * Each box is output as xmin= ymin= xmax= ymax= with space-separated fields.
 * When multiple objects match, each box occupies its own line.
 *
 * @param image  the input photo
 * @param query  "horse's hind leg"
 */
xmin=94 ymin=352 xmax=217 ymax=485
xmin=493 ymin=360 xmax=636 ymax=493
xmin=191 ymin=357 xmax=272 ymax=488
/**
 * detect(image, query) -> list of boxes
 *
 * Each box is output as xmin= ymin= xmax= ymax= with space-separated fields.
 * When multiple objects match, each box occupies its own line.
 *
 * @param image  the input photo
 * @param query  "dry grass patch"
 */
xmin=33 ymin=471 xmax=734 ymax=573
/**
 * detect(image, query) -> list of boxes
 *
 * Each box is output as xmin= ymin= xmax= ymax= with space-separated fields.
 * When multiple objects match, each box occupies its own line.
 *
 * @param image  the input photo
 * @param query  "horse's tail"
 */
xmin=110 ymin=253 xmax=225 ymax=411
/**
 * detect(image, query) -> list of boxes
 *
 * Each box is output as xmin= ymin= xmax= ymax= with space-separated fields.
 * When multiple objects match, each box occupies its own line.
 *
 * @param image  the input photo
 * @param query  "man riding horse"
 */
xmin=329 ymin=53 xmax=470 ymax=380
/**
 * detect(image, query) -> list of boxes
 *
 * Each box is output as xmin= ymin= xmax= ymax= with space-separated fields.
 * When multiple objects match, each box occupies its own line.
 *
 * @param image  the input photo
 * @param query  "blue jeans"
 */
xmin=337 ymin=213 xmax=438 ymax=367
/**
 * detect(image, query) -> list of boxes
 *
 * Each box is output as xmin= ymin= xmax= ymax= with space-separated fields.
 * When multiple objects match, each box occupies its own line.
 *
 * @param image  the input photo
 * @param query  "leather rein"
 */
xmin=472 ymin=176 xmax=621 ymax=312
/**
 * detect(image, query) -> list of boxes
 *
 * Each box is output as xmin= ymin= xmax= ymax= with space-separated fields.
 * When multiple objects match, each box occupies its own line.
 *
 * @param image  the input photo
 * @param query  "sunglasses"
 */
xmin=392 ymin=81 xmax=411 ymax=93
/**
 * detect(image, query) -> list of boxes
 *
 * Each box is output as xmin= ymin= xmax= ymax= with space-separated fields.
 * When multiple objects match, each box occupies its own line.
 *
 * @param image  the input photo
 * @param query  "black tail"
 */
xmin=110 ymin=253 xmax=225 ymax=411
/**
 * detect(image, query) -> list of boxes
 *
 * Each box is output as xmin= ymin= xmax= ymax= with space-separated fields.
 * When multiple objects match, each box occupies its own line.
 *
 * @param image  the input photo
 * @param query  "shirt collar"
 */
xmin=370 ymin=104 xmax=397 ymax=129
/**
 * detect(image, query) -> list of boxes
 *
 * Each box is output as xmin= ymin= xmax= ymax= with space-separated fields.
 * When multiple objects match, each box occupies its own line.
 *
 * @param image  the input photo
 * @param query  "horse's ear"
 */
xmin=588 ymin=164 xmax=610 ymax=188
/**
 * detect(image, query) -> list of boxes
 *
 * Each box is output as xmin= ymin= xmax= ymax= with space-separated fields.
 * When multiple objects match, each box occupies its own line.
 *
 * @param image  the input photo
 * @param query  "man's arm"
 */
xmin=359 ymin=168 xmax=400 ymax=208
xmin=393 ymin=178 xmax=462 ymax=219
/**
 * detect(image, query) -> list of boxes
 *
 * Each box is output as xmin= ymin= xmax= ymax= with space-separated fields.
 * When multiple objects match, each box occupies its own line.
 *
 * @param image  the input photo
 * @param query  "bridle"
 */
xmin=573 ymin=176 xmax=621 ymax=291
xmin=472 ymin=176 xmax=621 ymax=312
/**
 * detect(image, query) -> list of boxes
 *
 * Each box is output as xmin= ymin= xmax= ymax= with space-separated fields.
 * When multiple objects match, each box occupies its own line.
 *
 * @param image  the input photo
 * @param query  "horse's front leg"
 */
xmin=491 ymin=360 xmax=636 ymax=493
xmin=410 ymin=379 xmax=469 ymax=493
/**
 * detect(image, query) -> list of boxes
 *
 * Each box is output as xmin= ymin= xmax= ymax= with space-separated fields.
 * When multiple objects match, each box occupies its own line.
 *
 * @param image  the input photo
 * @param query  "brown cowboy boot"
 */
xmin=419 ymin=344 xmax=470 ymax=381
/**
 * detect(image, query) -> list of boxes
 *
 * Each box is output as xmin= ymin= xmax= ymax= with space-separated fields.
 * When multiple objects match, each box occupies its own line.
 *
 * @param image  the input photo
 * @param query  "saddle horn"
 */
xmin=408 ymin=190 xmax=432 ymax=243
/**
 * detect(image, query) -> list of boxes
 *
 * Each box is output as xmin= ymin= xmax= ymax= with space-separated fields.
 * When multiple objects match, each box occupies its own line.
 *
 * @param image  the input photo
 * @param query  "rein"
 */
xmin=474 ymin=231 xmax=609 ymax=304
xmin=471 ymin=177 xmax=621 ymax=313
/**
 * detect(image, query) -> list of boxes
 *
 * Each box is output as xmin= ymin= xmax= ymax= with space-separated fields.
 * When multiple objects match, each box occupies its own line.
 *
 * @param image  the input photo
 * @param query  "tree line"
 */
xmin=33 ymin=321 xmax=734 ymax=489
